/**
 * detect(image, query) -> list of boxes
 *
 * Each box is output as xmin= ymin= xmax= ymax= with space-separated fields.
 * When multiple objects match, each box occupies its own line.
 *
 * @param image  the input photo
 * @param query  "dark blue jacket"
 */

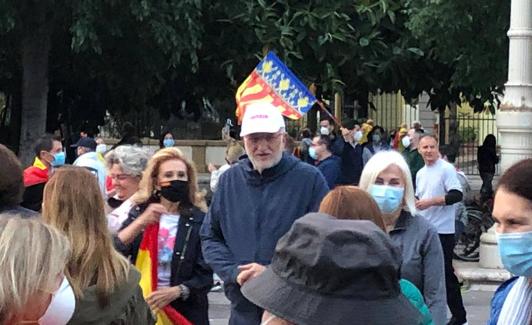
xmin=330 ymin=134 xmax=345 ymax=156
xmin=316 ymin=155 xmax=341 ymax=189
xmin=487 ymin=277 xmax=518 ymax=325
xmin=200 ymin=153 xmax=329 ymax=325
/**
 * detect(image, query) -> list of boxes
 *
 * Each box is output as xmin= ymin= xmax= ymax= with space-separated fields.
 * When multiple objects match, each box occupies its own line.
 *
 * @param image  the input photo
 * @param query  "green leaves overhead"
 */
xmin=0 ymin=0 xmax=510 ymax=136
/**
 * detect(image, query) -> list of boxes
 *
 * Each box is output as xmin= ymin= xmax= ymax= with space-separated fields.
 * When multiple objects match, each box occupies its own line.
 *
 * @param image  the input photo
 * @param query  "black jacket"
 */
xmin=115 ymin=204 xmax=213 ymax=325
xmin=477 ymin=145 xmax=499 ymax=173
xmin=339 ymin=142 xmax=364 ymax=185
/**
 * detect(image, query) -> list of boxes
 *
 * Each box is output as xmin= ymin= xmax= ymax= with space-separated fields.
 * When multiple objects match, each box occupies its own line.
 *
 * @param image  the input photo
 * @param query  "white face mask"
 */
xmin=354 ymin=130 xmax=363 ymax=142
xmin=95 ymin=143 xmax=107 ymax=154
xmin=319 ymin=127 xmax=330 ymax=136
xmin=39 ymin=277 xmax=76 ymax=325
xmin=261 ymin=315 xmax=278 ymax=325
xmin=401 ymin=136 xmax=411 ymax=148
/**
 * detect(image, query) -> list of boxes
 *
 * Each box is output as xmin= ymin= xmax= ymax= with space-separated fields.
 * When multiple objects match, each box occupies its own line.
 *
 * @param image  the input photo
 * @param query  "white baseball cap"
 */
xmin=240 ymin=102 xmax=285 ymax=137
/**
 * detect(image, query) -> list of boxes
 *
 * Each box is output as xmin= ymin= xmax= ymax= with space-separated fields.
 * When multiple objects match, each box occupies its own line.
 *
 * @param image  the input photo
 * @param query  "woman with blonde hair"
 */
xmin=116 ymin=147 xmax=212 ymax=325
xmin=42 ymin=166 xmax=154 ymax=324
xmin=358 ymin=150 xmax=446 ymax=325
xmin=0 ymin=215 xmax=74 ymax=324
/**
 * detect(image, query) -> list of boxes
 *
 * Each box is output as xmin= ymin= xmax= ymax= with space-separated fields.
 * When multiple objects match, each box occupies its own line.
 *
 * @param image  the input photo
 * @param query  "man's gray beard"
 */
xmin=247 ymin=150 xmax=283 ymax=174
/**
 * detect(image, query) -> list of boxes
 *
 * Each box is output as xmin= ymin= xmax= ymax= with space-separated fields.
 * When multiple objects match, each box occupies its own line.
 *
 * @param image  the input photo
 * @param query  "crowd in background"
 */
xmin=0 ymin=102 xmax=529 ymax=325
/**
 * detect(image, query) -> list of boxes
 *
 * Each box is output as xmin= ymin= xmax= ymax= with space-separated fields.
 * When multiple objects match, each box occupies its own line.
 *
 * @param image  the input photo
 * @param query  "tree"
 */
xmin=406 ymin=0 xmax=510 ymax=112
xmin=405 ymin=0 xmax=509 ymax=152
xmin=0 ymin=0 xmax=510 ymax=162
xmin=0 ymin=0 xmax=204 ymax=164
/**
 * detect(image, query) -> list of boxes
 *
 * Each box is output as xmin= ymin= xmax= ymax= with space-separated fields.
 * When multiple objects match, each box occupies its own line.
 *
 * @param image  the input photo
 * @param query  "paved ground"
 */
xmin=208 ymin=288 xmax=493 ymax=325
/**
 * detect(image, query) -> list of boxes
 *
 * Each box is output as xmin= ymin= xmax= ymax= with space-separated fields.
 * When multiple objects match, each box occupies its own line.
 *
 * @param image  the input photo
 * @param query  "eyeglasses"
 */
xmin=245 ymin=132 xmax=283 ymax=144
xmin=110 ymin=174 xmax=132 ymax=181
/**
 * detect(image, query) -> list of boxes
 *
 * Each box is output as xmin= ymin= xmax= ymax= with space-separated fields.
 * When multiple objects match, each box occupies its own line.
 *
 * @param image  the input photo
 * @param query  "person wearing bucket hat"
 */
xmin=242 ymin=213 xmax=422 ymax=325
xmin=201 ymin=102 xmax=329 ymax=325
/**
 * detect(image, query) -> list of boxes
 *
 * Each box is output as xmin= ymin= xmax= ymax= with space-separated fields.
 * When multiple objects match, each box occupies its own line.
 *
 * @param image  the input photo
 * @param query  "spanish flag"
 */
xmin=236 ymin=52 xmax=316 ymax=123
xmin=136 ymin=223 xmax=192 ymax=325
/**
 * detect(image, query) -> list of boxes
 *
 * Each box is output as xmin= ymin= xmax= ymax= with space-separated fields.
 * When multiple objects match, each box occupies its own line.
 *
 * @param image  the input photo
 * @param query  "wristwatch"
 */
xmin=178 ymin=284 xmax=190 ymax=300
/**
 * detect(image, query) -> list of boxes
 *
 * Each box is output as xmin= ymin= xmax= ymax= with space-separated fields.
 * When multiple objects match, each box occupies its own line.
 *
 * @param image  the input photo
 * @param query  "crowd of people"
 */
xmin=0 ymin=101 xmax=530 ymax=325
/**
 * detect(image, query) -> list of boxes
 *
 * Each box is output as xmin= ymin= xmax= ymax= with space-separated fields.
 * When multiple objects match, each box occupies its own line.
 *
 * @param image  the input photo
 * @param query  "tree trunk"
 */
xmin=447 ymin=101 xmax=460 ymax=163
xmin=18 ymin=18 xmax=52 ymax=166
xmin=438 ymin=108 xmax=446 ymax=145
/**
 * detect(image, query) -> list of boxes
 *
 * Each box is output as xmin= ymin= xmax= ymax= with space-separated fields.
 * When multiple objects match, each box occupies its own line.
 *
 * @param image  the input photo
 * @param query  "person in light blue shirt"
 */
xmin=72 ymin=137 xmax=107 ymax=196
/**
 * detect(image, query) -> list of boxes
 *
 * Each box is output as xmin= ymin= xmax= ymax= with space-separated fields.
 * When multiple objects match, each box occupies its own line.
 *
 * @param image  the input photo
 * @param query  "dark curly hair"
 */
xmin=0 ymin=144 xmax=24 ymax=208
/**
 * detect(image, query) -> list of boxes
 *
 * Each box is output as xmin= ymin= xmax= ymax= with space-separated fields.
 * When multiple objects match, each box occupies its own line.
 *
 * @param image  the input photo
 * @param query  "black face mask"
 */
xmin=159 ymin=180 xmax=190 ymax=203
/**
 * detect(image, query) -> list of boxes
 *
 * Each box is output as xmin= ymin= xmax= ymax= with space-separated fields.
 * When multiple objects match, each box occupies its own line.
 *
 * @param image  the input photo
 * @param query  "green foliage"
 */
xmin=405 ymin=0 xmax=510 ymax=112
xmin=459 ymin=126 xmax=477 ymax=143
xmin=0 ymin=0 xmax=511 ymax=147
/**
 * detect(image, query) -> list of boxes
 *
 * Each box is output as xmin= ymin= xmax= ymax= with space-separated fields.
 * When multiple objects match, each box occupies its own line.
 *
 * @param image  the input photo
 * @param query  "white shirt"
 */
xmin=416 ymin=159 xmax=462 ymax=234
xmin=210 ymin=164 xmax=231 ymax=192
xmin=106 ymin=198 xmax=134 ymax=233
xmin=157 ymin=213 xmax=180 ymax=288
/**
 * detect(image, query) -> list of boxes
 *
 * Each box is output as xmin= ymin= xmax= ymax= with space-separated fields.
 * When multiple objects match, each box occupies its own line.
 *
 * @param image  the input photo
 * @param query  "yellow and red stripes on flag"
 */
xmin=235 ymin=70 xmax=302 ymax=123
xmin=235 ymin=52 xmax=317 ymax=124
xmin=136 ymin=224 xmax=192 ymax=325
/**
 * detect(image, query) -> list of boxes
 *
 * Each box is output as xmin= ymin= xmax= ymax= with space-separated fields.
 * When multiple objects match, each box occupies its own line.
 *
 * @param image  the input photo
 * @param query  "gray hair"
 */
xmin=105 ymin=145 xmax=149 ymax=177
xmin=358 ymin=150 xmax=417 ymax=215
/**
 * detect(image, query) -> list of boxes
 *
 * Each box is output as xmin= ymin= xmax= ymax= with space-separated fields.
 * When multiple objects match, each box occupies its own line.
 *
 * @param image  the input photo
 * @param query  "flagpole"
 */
xmin=316 ymin=101 xmax=344 ymax=129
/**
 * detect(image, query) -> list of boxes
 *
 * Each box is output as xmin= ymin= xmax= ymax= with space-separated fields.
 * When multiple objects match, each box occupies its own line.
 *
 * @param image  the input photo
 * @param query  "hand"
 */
xmin=208 ymin=163 xmax=218 ymax=173
xmin=340 ymin=127 xmax=353 ymax=142
xmin=138 ymin=203 xmax=167 ymax=227
xmin=415 ymin=198 xmax=433 ymax=211
xmin=146 ymin=286 xmax=181 ymax=311
xmin=106 ymin=188 xmax=117 ymax=198
xmin=237 ymin=263 xmax=266 ymax=286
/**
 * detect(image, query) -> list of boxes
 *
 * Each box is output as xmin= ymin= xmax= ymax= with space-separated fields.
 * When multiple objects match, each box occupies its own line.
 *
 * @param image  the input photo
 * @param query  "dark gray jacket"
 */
xmin=390 ymin=210 xmax=446 ymax=325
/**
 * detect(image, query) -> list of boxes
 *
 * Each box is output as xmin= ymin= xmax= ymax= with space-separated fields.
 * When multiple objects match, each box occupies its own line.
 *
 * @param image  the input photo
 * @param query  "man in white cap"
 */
xmin=201 ymin=102 xmax=329 ymax=325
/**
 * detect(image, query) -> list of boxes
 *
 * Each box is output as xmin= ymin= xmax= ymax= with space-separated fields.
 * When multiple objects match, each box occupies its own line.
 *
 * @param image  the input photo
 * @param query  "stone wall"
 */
xmin=106 ymin=138 xmax=231 ymax=173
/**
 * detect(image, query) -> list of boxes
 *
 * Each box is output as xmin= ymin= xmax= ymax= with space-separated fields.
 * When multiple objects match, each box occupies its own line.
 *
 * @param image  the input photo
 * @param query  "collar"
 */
xmin=318 ymin=152 xmax=333 ymax=162
xmin=33 ymin=156 xmax=49 ymax=171
xmin=390 ymin=210 xmax=412 ymax=232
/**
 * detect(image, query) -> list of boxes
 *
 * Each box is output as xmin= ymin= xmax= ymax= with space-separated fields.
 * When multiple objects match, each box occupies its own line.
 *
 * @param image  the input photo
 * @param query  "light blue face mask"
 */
xmin=52 ymin=151 xmax=66 ymax=167
xmin=496 ymin=230 xmax=532 ymax=277
xmin=308 ymin=147 xmax=318 ymax=160
xmin=163 ymin=138 xmax=175 ymax=148
xmin=369 ymin=184 xmax=404 ymax=214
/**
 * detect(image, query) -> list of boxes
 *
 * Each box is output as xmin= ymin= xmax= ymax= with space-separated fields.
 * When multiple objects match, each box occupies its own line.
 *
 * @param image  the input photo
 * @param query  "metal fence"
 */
xmin=444 ymin=113 xmax=499 ymax=175
xmin=368 ymin=92 xmax=419 ymax=132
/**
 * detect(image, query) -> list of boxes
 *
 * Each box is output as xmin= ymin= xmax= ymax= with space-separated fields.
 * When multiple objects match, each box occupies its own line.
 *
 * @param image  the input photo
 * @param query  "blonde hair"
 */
xmin=42 ymin=166 xmax=130 ymax=306
xmin=226 ymin=140 xmax=244 ymax=164
xmin=0 ymin=216 xmax=70 ymax=323
xmin=132 ymin=147 xmax=207 ymax=211
xmin=358 ymin=150 xmax=417 ymax=214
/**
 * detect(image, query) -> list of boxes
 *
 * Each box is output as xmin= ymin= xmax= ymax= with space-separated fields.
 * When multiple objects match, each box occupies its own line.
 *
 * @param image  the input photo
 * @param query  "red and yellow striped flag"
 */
xmin=136 ymin=224 xmax=192 ymax=325
xmin=235 ymin=52 xmax=316 ymax=123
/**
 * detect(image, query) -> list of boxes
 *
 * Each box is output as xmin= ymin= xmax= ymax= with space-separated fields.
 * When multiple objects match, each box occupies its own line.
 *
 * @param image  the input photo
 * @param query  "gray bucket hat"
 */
xmin=241 ymin=213 xmax=421 ymax=325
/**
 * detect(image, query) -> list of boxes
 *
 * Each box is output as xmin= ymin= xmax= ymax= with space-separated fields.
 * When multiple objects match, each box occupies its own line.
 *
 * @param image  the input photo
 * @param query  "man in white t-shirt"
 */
xmin=415 ymin=135 xmax=467 ymax=325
